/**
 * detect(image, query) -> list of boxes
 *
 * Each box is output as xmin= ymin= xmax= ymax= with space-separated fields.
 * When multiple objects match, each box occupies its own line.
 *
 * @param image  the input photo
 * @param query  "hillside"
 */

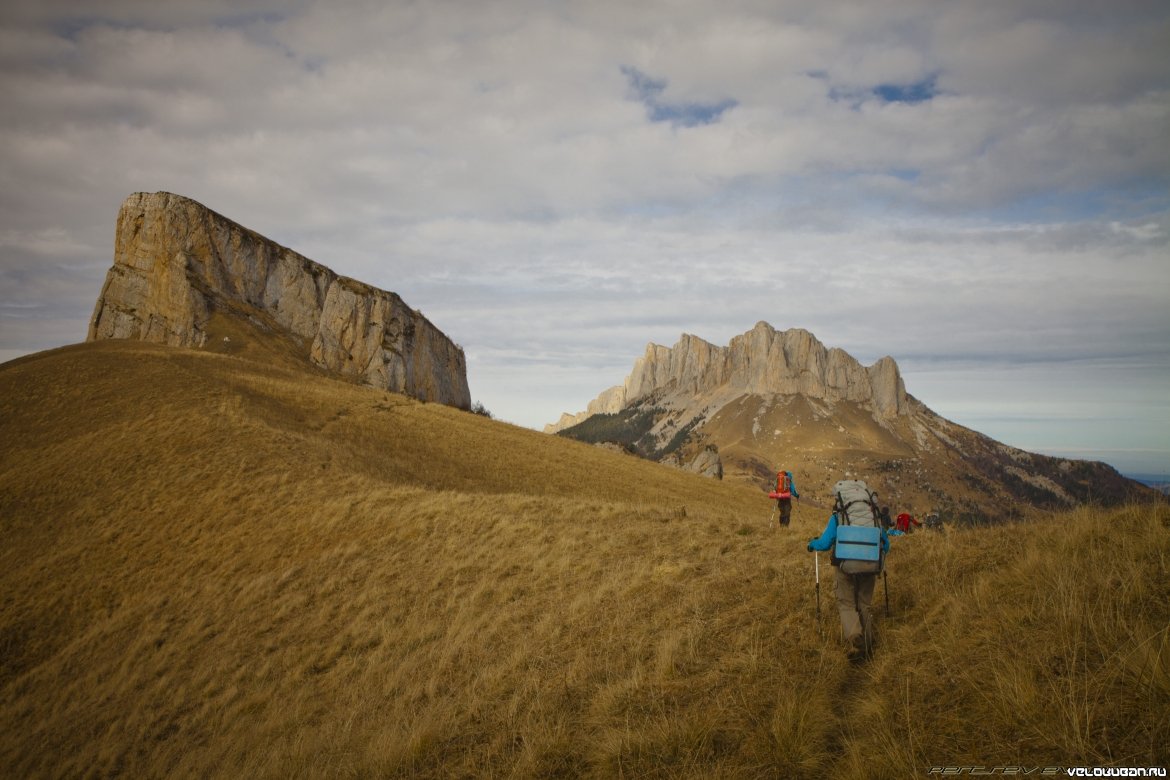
xmin=1 ymin=337 xmax=1167 ymax=778
xmin=552 ymin=323 xmax=1152 ymax=523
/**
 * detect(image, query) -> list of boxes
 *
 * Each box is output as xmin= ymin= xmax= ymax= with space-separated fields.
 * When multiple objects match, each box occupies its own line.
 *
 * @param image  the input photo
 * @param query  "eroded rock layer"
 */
xmin=88 ymin=192 xmax=471 ymax=409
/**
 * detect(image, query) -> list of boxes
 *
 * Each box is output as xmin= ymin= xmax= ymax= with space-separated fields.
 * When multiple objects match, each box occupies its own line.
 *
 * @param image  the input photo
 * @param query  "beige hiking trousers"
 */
xmin=835 ymin=570 xmax=877 ymax=648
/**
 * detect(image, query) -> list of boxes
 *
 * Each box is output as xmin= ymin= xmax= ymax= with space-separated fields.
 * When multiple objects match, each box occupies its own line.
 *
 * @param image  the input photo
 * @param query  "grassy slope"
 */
xmin=1 ymin=339 xmax=1167 ymax=778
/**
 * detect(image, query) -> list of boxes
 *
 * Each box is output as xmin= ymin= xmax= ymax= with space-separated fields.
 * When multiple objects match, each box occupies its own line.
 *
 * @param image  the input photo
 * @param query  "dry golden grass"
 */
xmin=849 ymin=504 xmax=1170 ymax=774
xmin=1 ymin=338 xmax=1167 ymax=778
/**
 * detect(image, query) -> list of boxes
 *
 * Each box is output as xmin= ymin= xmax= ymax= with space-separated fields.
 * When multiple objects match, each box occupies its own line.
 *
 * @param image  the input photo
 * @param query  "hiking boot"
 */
xmin=846 ymin=636 xmax=866 ymax=664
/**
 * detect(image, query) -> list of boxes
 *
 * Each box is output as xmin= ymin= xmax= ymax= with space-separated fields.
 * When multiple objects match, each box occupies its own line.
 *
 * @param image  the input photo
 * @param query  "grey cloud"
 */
xmin=935 ymin=4 xmax=1170 ymax=105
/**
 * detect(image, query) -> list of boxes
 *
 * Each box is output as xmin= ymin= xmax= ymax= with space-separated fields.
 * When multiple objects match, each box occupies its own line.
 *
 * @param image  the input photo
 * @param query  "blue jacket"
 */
xmin=807 ymin=513 xmax=890 ymax=555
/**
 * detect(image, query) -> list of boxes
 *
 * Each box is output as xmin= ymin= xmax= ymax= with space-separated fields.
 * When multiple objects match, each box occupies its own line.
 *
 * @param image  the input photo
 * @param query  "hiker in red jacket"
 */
xmin=895 ymin=512 xmax=921 ymax=533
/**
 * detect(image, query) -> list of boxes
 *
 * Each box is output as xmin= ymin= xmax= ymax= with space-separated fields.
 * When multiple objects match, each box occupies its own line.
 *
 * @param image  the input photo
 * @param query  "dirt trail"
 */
xmin=818 ymin=572 xmax=893 ymax=772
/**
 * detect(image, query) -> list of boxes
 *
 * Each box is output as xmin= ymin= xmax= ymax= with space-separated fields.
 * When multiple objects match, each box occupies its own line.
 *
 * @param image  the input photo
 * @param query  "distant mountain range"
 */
xmin=549 ymin=322 xmax=1157 ymax=523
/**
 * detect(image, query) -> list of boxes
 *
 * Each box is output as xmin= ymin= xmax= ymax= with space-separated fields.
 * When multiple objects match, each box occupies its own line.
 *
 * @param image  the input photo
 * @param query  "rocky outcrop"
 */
xmin=546 ymin=322 xmax=906 ymax=432
xmin=88 ymin=192 xmax=471 ymax=408
xmin=665 ymin=446 xmax=724 ymax=480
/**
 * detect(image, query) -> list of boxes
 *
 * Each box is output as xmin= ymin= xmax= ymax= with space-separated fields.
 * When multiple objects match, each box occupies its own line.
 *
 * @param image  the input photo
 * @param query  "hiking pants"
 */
xmin=835 ymin=571 xmax=876 ymax=648
xmin=777 ymin=497 xmax=792 ymax=526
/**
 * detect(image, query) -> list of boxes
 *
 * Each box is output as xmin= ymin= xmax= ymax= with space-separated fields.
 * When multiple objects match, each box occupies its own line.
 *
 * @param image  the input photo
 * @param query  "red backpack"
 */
xmin=772 ymin=471 xmax=792 ymax=499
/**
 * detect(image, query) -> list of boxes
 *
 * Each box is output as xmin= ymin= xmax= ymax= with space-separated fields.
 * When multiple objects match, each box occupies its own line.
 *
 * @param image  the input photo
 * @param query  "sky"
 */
xmin=1 ymin=1 xmax=1168 ymax=476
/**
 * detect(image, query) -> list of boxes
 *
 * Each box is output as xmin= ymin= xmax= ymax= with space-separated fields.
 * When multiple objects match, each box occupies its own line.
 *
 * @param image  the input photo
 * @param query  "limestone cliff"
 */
xmin=88 ymin=192 xmax=471 ymax=409
xmin=545 ymin=322 xmax=906 ymax=434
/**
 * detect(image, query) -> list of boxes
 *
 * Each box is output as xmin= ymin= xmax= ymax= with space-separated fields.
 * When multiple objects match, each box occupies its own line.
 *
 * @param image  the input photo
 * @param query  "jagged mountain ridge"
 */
xmin=549 ymin=322 xmax=1151 ymax=521
xmin=88 ymin=192 xmax=471 ymax=408
xmin=546 ymin=322 xmax=906 ymax=433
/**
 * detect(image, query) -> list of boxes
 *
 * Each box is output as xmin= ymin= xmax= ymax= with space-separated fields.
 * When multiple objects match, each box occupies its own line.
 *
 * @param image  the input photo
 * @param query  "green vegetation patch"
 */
xmin=656 ymin=414 xmax=704 ymax=460
xmin=557 ymin=406 xmax=664 ymax=456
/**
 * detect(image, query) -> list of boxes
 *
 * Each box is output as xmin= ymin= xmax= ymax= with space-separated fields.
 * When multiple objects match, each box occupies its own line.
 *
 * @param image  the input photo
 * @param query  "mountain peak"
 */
xmin=546 ymin=323 xmax=906 ymax=434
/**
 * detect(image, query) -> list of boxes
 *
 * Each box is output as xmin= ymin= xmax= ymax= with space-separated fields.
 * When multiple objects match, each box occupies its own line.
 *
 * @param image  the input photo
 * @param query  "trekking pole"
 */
xmin=815 ymin=551 xmax=821 ymax=621
xmin=768 ymin=506 xmax=776 ymax=528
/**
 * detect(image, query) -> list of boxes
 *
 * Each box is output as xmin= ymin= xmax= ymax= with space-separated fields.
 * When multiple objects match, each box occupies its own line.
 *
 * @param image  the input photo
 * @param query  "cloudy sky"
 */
xmin=2 ymin=1 xmax=1168 ymax=476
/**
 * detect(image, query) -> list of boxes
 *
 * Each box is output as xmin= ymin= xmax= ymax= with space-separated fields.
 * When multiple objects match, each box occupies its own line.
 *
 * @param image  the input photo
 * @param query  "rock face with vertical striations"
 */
xmin=546 ymin=322 xmax=907 ymax=435
xmin=88 ymin=192 xmax=471 ymax=409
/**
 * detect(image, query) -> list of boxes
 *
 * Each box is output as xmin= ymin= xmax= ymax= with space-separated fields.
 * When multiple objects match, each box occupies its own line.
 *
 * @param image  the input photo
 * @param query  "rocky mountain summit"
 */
xmin=549 ymin=323 xmax=1150 ymax=521
xmin=88 ymin=192 xmax=470 ymax=408
xmin=547 ymin=322 xmax=906 ymax=434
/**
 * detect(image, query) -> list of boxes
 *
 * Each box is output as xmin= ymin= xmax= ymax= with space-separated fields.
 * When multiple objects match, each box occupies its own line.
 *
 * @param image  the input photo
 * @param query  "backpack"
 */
xmin=773 ymin=471 xmax=792 ymax=499
xmin=832 ymin=479 xmax=884 ymax=575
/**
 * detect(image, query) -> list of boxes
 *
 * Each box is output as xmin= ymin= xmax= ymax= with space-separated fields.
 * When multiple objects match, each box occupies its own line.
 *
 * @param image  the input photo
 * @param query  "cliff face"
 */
xmin=88 ymin=192 xmax=471 ymax=409
xmin=546 ymin=322 xmax=906 ymax=433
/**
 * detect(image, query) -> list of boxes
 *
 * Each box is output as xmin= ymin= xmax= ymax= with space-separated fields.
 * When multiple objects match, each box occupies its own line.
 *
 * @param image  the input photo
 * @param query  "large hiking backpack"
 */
xmin=771 ymin=470 xmax=792 ymax=499
xmin=832 ymin=479 xmax=884 ymax=575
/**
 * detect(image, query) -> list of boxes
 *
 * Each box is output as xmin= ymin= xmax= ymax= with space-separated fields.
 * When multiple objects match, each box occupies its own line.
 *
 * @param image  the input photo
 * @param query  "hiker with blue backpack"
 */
xmin=807 ymin=479 xmax=890 ymax=662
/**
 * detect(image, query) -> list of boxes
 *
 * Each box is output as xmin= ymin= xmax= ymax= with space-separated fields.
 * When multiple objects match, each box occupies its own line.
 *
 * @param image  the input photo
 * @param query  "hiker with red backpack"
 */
xmin=769 ymin=469 xmax=800 ymax=527
xmin=895 ymin=512 xmax=921 ymax=533
xmin=806 ymin=479 xmax=890 ymax=662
